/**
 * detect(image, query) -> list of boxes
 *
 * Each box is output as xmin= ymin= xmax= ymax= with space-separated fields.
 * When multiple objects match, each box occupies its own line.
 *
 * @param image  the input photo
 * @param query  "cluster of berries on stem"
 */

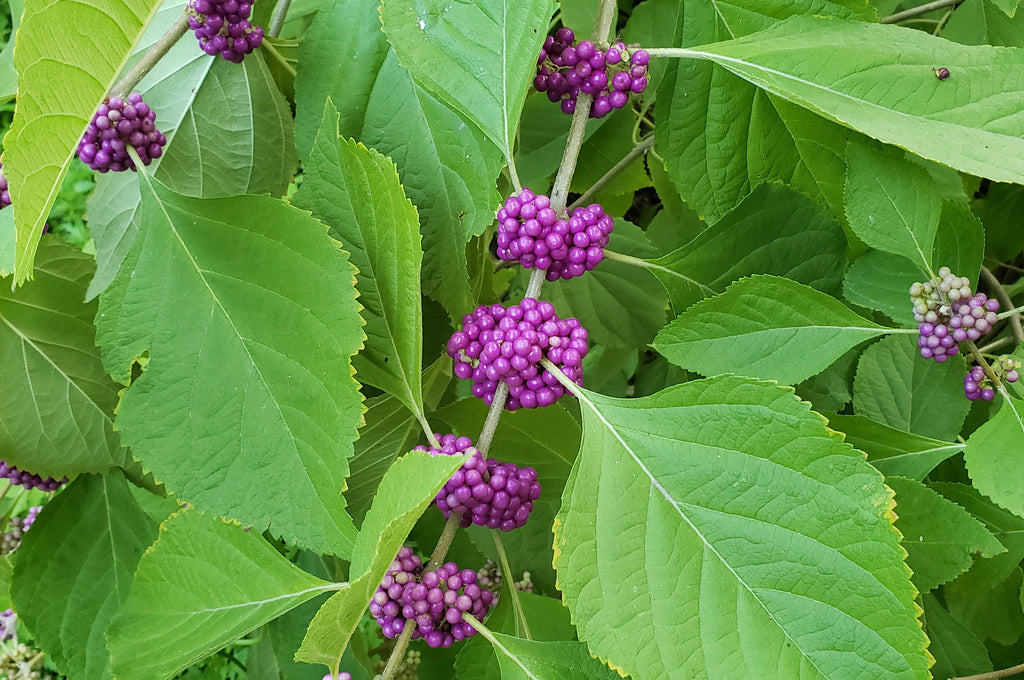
xmin=1 ymin=506 xmax=40 ymax=556
xmin=535 ymin=27 xmax=650 ymax=118
xmin=369 ymin=546 xmax=494 ymax=648
xmin=964 ymin=357 xmax=1021 ymax=401
xmin=415 ymin=434 xmax=541 ymax=531
xmin=0 ymin=461 xmax=65 ymax=492
xmin=78 ymin=93 xmax=166 ymax=172
xmin=496 ymin=188 xmax=613 ymax=281
xmin=911 ymin=267 xmax=1000 ymax=362
xmin=447 ymin=298 xmax=587 ymax=410
xmin=186 ymin=0 xmax=264 ymax=62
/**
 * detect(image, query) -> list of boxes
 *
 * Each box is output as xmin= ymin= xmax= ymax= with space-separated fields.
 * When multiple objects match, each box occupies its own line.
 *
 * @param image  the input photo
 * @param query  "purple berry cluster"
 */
xmin=1 ymin=506 xmax=40 ymax=556
xmin=0 ymin=461 xmax=65 ymax=492
xmin=911 ymin=267 xmax=1000 ymax=362
xmin=447 ymin=298 xmax=587 ymax=410
xmin=0 ymin=162 xmax=10 ymax=209
xmin=534 ymin=27 xmax=650 ymax=118
xmin=496 ymin=188 xmax=613 ymax=281
xmin=187 ymin=0 xmax=264 ymax=62
xmin=78 ymin=93 xmax=166 ymax=173
xmin=0 ymin=610 xmax=14 ymax=642
xmin=369 ymin=546 xmax=494 ymax=649
xmin=964 ymin=357 xmax=1020 ymax=401
xmin=416 ymin=434 xmax=541 ymax=531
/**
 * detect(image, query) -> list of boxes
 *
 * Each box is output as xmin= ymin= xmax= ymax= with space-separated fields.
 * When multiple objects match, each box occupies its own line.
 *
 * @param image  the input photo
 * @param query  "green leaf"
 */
xmin=975 ymin=182 xmax=1024 ymax=261
xmin=0 ymin=208 xmax=13 ymax=277
xmin=647 ymin=183 xmax=846 ymax=313
xmin=964 ymin=397 xmax=1024 ymax=522
xmin=0 ymin=0 xmax=23 ymax=101
xmin=922 ymin=592 xmax=993 ymax=680
xmin=95 ymin=178 xmax=363 ymax=556
xmin=87 ymin=19 xmax=297 ymax=299
xmin=0 ymin=238 xmax=123 ymax=478
xmin=826 ymin=414 xmax=963 ymax=481
xmin=11 ymin=472 xmax=159 ymax=680
xmin=484 ymin=631 xmax=622 ymax=680
xmin=657 ymin=0 xmax=862 ymax=223
xmin=437 ymin=399 xmax=579 ymax=594
xmin=845 ymin=141 xmax=941 ymax=274
xmin=554 ymin=376 xmax=930 ymax=680
xmin=379 ymin=0 xmax=556 ymax=167
xmin=346 ymin=357 xmax=451 ymax=525
xmin=852 ymin=335 xmax=970 ymax=441
xmin=296 ymin=450 xmax=467 ymax=669
xmin=683 ymin=16 xmax=1024 ymax=184
xmin=108 ymin=510 xmax=337 ymax=680
xmin=842 ymin=251 xmax=919 ymax=325
xmin=945 ymin=0 xmax=1024 ymax=47
xmin=888 ymin=476 xmax=1004 ymax=593
xmin=546 ymin=221 xmax=666 ymax=349
xmin=6 ymin=0 xmax=161 ymax=283
xmin=296 ymin=101 xmax=423 ymax=420
xmin=654 ymin=275 xmax=891 ymax=385
xmin=932 ymin=201 xmax=985 ymax=285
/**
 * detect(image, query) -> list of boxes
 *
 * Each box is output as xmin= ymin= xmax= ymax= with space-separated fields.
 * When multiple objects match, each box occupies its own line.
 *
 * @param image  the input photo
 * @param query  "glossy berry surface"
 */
xmin=446 ymin=298 xmax=587 ymax=410
xmin=0 ymin=460 xmax=65 ymax=492
xmin=496 ymin=188 xmax=613 ymax=279
xmin=78 ymin=93 xmax=166 ymax=173
xmin=416 ymin=434 xmax=541 ymax=531
xmin=534 ymin=28 xmax=650 ymax=118
xmin=369 ymin=547 xmax=494 ymax=648
xmin=187 ymin=0 xmax=264 ymax=62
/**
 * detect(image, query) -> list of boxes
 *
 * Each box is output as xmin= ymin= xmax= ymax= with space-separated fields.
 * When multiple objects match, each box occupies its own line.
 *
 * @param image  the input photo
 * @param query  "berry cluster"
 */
xmin=911 ymin=267 xmax=1000 ymax=362
xmin=78 ymin=94 xmax=166 ymax=173
xmin=476 ymin=559 xmax=534 ymax=603
xmin=496 ymin=188 xmax=613 ymax=280
xmin=372 ymin=650 xmax=420 ymax=680
xmin=0 ymin=162 xmax=10 ymax=209
xmin=0 ymin=641 xmax=53 ymax=680
xmin=0 ymin=609 xmax=14 ymax=642
xmin=1 ymin=506 xmax=40 ymax=556
xmin=964 ymin=357 xmax=1021 ymax=401
xmin=447 ymin=299 xmax=587 ymax=411
xmin=0 ymin=461 xmax=65 ymax=492
xmin=534 ymin=27 xmax=650 ymax=118
xmin=416 ymin=434 xmax=541 ymax=531
xmin=369 ymin=547 xmax=494 ymax=649
xmin=186 ymin=0 xmax=264 ymax=62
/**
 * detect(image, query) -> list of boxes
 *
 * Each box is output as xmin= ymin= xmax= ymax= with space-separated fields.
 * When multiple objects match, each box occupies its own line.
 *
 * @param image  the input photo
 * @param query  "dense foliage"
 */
xmin=2 ymin=0 xmax=1024 ymax=679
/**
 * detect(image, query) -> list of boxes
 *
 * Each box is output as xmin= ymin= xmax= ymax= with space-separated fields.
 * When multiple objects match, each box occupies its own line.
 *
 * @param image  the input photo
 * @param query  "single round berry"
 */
xmin=78 ymin=93 xmax=166 ymax=172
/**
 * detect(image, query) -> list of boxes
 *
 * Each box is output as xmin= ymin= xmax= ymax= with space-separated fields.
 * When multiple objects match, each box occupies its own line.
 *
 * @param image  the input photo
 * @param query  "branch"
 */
xmin=378 ymin=619 xmax=416 ymax=680
xmin=881 ymin=0 xmax=963 ymax=24
xmin=980 ymin=265 xmax=1024 ymax=345
xmin=268 ymin=0 xmax=293 ymax=38
xmin=569 ymin=135 xmax=654 ymax=211
xmin=952 ymin=661 xmax=1024 ymax=680
xmin=110 ymin=15 xmax=190 ymax=97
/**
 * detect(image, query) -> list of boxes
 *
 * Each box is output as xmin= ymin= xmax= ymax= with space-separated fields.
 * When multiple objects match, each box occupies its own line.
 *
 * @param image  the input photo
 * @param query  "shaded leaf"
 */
xmin=843 ymin=251 xmax=919 ymax=325
xmin=485 ymin=631 xmax=621 ymax=680
xmin=379 ymin=0 xmax=556 ymax=167
xmin=0 ymin=238 xmax=123 ymax=477
xmin=95 ymin=178 xmax=362 ymax=556
xmin=852 ymin=335 xmax=970 ymax=442
xmin=654 ymin=275 xmax=891 ymax=385
xmin=108 ymin=511 xmax=337 ymax=680
xmin=826 ymin=414 xmax=963 ymax=480
xmin=648 ymin=183 xmax=846 ymax=313
xmin=554 ymin=375 xmax=930 ymax=679
xmin=296 ymin=101 xmax=423 ymax=419
xmin=12 ymin=472 xmax=160 ymax=680
xmin=888 ymin=476 xmax=1004 ymax=593
xmin=922 ymin=592 xmax=993 ymax=680
xmin=964 ymin=397 xmax=1024 ymax=522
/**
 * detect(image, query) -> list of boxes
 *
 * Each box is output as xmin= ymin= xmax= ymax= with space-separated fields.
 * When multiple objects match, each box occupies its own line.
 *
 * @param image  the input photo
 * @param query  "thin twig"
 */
xmin=980 ymin=265 xmax=1024 ymax=345
xmin=881 ymin=0 xmax=963 ymax=24
xmin=494 ymin=532 xmax=532 ymax=640
xmin=428 ymin=514 xmax=462 ymax=570
xmin=268 ymin=0 xmax=293 ymax=38
xmin=476 ymin=382 xmax=510 ymax=454
xmin=379 ymin=619 xmax=416 ymax=680
xmin=569 ymin=135 xmax=654 ymax=211
xmin=111 ymin=15 xmax=190 ymax=97
xmin=951 ymin=661 xmax=1024 ymax=680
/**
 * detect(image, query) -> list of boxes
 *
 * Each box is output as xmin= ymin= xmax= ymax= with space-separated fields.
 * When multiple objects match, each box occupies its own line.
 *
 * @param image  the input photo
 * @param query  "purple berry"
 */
xmin=187 ymin=0 xmax=263 ymax=61
xmin=78 ymin=94 xmax=165 ymax=172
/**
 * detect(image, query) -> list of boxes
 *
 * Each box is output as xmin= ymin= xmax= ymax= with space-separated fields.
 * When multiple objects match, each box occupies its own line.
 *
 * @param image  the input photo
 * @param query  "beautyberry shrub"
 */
xmin=447 ymin=298 xmax=587 ymax=410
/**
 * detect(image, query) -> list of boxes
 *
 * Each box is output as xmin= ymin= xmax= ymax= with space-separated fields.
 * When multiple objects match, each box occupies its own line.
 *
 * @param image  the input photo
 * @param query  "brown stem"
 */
xmin=980 ymin=265 xmax=1024 ymax=344
xmin=881 ymin=0 xmax=963 ymax=24
xmin=111 ymin=15 xmax=190 ymax=97
xmin=951 ymin=661 xmax=1024 ymax=680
